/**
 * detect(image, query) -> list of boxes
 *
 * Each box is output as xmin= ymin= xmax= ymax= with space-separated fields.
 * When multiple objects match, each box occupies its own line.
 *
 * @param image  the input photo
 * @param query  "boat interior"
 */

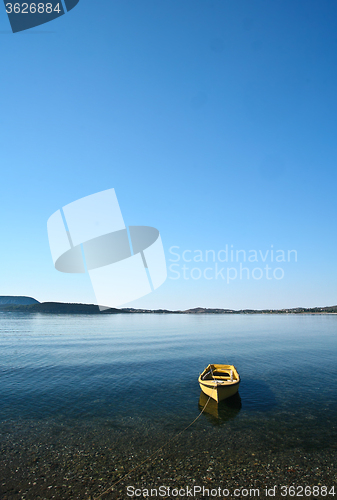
xmin=201 ymin=365 xmax=237 ymax=382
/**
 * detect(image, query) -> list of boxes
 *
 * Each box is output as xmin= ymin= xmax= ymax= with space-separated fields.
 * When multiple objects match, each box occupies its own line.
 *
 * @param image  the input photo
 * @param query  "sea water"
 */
xmin=0 ymin=313 xmax=336 ymax=498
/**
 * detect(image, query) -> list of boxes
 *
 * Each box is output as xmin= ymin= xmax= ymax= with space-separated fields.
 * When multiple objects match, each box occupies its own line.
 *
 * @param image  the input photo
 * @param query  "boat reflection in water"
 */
xmin=198 ymin=391 xmax=242 ymax=426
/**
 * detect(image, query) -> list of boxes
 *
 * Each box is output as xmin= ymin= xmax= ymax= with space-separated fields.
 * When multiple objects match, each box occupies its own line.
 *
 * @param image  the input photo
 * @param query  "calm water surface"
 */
xmin=0 ymin=313 xmax=336 ymax=498
xmin=1 ymin=313 xmax=337 ymax=433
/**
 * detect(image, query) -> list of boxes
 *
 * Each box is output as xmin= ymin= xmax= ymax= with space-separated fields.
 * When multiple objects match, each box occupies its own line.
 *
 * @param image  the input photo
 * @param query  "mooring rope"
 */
xmin=93 ymin=386 xmax=215 ymax=500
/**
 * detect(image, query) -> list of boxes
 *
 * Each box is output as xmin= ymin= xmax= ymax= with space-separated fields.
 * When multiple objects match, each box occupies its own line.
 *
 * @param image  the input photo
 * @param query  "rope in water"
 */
xmin=93 ymin=385 xmax=216 ymax=500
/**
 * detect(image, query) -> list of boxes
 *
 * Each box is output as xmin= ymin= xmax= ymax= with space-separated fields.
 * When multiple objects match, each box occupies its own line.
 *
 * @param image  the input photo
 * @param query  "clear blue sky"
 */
xmin=1 ymin=0 xmax=337 ymax=310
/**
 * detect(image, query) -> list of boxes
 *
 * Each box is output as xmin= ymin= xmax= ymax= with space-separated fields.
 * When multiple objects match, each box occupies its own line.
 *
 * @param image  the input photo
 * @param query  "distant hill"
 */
xmin=0 ymin=296 xmax=40 ymax=306
xmin=0 ymin=301 xmax=121 ymax=315
xmin=121 ymin=307 xmax=180 ymax=314
xmin=183 ymin=307 xmax=235 ymax=314
xmin=122 ymin=306 xmax=337 ymax=314
xmin=179 ymin=306 xmax=337 ymax=314
xmin=1 ymin=296 xmax=337 ymax=315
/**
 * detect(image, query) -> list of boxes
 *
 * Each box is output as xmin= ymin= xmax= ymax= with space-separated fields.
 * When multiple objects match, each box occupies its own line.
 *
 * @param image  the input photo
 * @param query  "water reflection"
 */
xmin=198 ymin=391 xmax=242 ymax=426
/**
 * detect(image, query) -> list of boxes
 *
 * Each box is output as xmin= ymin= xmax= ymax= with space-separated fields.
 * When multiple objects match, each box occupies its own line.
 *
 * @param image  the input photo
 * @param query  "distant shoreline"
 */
xmin=0 ymin=297 xmax=337 ymax=315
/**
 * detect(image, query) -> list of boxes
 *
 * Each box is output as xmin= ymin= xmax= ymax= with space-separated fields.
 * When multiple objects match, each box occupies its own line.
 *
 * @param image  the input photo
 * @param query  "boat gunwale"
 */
xmin=199 ymin=378 xmax=240 ymax=389
xmin=198 ymin=364 xmax=240 ymax=386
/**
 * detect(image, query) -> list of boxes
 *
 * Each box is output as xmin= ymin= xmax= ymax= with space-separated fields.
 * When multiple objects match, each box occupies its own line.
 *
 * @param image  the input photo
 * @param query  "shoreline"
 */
xmin=1 ymin=302 xmax=337 ymax=315
xmin=1 ymin=416 xmax=336 ymax=500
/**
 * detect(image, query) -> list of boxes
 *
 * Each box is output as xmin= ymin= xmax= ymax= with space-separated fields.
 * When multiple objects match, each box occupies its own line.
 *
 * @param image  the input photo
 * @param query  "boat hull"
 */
xmin=198 ymin=380 xmax=240 ymax=402
xmin=198 ymin=364 xmax=240 ymax=403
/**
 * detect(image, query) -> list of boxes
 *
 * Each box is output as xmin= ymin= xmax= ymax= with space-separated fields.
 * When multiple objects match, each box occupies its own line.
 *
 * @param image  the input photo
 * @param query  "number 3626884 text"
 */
xmin=5 ymin=3 xmax=62 ymax=14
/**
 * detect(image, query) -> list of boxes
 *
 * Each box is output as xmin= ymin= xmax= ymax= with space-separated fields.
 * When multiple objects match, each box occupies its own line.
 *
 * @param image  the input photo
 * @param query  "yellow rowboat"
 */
xmin=198 ymin=364 xmax=240 ymax=403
